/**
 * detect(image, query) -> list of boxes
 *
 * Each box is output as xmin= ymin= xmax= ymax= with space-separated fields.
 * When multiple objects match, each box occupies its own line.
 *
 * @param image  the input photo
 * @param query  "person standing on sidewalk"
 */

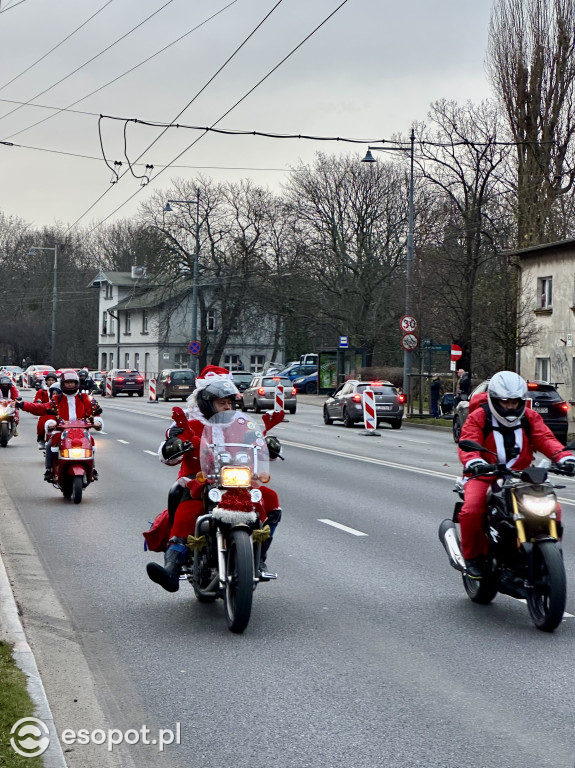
xmin=430 ymin=375 xmax=443 ymax=419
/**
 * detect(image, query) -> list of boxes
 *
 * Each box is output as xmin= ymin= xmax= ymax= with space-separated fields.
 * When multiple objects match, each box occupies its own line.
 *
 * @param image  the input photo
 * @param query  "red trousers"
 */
xmin=171 ymin=485 xmax=280 ymax=539
xmin=460 ymin=478 xmax=562 ymax=560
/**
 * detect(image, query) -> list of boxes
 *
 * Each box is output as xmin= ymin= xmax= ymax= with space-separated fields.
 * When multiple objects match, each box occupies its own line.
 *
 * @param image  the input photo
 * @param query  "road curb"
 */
xmin=0 ymin=547 xmax=68 ymax=768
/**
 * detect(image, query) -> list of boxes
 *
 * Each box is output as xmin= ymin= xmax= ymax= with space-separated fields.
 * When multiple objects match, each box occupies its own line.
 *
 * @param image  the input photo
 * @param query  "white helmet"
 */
xmin=487 ymin=371 xmax=528 ymax=427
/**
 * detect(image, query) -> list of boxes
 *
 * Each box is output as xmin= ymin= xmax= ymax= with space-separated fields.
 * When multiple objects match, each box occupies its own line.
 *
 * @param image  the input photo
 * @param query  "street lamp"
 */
xmin=362 ymin=128 xmax=415 ymax=403
xmin=164 ymin=189 xmax=201 ymax=373
xmin=28 ymin=243 xmax=59 ymax=366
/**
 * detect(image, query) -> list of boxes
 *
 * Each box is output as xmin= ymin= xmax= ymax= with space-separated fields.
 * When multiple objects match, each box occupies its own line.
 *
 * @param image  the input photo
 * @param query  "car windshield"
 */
xmin=233 ymin=373 xmax=253 ymax=384
xmin=171 ymin=371 xmax=194 ymax=384
xmin=356 ymin=384 xmax=396 ymax=395
xmin=262 ymin=377 xmax=291 ymax=388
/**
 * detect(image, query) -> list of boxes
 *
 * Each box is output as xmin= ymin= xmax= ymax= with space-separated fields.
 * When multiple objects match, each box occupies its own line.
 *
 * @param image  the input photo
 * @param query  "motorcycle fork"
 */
xmin=510 ymin=491 xmax=527 ymax=545
xmin=216 ymin=529 xmax=227 ymax=587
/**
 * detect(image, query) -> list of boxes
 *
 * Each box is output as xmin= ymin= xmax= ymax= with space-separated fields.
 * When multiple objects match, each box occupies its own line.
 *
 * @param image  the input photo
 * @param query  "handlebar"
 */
xmin=465 ymin=462 xmax=573 ymax=479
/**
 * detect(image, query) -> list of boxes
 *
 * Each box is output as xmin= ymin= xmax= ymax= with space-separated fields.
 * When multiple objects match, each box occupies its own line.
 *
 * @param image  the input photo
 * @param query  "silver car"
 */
xmin=323 ymin=380 xmax=405 ymax=429
xmin=240 ymin=375 xmax=297 ymax=414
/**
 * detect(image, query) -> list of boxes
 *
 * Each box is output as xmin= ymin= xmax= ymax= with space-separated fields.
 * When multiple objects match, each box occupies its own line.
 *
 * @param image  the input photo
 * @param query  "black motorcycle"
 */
xmin=439 ymin=438 xmax=571 ymax=632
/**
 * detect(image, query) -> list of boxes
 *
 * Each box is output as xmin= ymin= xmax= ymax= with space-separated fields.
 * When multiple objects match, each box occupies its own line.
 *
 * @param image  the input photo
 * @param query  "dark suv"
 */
xmin=156 ymin=369 xmax=196 ymax=401
xmin=452 ymin=379 xmax=569 ymax=444
xmin=323 ymin=380 xmax=405 ymax=429
xmin=104 ymin=369 xmax=145 ymax=397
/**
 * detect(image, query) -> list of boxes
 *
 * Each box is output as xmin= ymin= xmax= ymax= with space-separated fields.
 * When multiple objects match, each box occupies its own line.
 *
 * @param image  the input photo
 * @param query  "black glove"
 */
xmin=15 ymin=400 xmax=24 ymax=409
xmin=266 ymin=434 xmax=283 ymax=461
xmin=466 ymin=459 xmax=488 ymax=476
xmin=560 ymin=457 xmax=575 ymax=475
xmin=167 ymin=426 xmax=184 ymax=439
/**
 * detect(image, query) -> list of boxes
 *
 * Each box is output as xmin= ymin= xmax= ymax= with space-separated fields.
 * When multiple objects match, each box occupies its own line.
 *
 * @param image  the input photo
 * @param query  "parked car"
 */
xmin=241 ymin=375 xmax=297 ymax=414
xmin=323 ymin=380 xmax=405 ymax=429
xmin=0 ymin=365 xmax=24 ymax=386
xmin=102 ymin=369 xmax=145 ymax=397
xmin=292 ymin=372 xmax=318 ymax=395
xmin=231 ymin=371 xmax=254 ymax=393
xmin=279 ymin=364 xmax=318 ymax=381
xmin=156 ymin=369 xmax=196 ymax=401
xmin=24 ymin=364 xmax=56 ymax=389
xmin=452 ymin=379 xmax=569 ymax=444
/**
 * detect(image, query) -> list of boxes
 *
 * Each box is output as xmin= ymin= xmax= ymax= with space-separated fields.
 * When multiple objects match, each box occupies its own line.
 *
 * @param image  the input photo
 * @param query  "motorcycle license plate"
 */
xmin=534 ymin=406 xmax=548 ymax=414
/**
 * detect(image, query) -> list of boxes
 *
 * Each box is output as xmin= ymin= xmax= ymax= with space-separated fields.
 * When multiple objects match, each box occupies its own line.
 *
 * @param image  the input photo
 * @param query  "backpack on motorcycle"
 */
xmin=143 ymin=509 xmax=172 ymax=552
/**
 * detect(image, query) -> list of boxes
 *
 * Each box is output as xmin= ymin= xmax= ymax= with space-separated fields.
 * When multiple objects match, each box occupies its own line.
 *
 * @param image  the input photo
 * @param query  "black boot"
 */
xmin=146 ymin=543 xmax=187 ymax=592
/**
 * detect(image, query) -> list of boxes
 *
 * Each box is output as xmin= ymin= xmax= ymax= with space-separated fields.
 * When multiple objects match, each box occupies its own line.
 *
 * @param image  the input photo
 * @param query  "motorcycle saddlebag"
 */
xmin=143 ymin=509 xmax=171 ymax=552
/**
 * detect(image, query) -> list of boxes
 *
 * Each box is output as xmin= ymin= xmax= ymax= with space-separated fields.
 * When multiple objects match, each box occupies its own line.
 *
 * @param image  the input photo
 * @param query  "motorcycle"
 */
xmin=439 ymin=438 xmax=571 ymax=632
xmin=0 ymin=398 xmax=17 ymax=447
xmin=178 ymin=408 xmax=280 ymax=633
xmin=47 ymin=419 xmax=98 ymax=504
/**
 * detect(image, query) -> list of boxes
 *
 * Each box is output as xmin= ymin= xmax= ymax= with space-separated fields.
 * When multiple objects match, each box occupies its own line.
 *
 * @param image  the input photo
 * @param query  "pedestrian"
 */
xmin=430 ymin=375 xmax=443 ymax=418
xmin=455 ymin=369 xmax=471 ymax=404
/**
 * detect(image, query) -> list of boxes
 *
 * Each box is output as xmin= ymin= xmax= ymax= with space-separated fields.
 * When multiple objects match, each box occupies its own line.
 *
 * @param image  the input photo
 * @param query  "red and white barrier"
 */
xmin=148 ymin=377 xmax=157 ymax=402
xmin=22 ymin=372 xmax=28 ymax=388
xmin=274 ymin=384 xmax=284 ymax=413
xmin=362 ymin=388 xmax=379 ymax=434
xmin=106 ymin=376 xmax=112 ymax=398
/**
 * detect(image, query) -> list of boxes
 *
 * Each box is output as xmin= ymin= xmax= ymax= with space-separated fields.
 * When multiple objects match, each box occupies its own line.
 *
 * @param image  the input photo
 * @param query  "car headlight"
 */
xmin=519 ymin=494 xmax=557 ymax=517
xmin=221 ymin=466 xmax=251 ymax=488
xmin=293 ymin=377 xmax=304 ymax=384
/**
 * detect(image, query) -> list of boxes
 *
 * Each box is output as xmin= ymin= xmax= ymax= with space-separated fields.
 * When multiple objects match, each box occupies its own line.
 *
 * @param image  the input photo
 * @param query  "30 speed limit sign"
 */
xmin=400 ymin=315 xmax=418 ymax=333
xmin=401 ymin=333 xmax=419 ymax=351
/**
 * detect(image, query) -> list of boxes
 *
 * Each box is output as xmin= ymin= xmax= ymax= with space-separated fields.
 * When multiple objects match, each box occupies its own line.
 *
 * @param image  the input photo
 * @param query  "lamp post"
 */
xmin=164 ymin=189 xmax=201 ymax=373
xmin=28 ymin=243 xmax=59 ymax=366
xmin=362 ymin=128 xmax=415 ymax=402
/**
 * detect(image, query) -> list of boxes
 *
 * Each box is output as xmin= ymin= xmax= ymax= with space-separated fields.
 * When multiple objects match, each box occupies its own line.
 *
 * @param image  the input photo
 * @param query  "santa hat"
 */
xmin=194 ymin=365 xmax=233 ymax=391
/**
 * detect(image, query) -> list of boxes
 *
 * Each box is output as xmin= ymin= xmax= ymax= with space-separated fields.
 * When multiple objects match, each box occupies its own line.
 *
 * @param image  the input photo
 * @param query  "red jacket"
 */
xmin=458 ymin=393 xmax=571 ymax=469
xmin=23 ymin=392 xmax=94 ymax=421
xmin=0 ymin=384 xmax=19 ymax=400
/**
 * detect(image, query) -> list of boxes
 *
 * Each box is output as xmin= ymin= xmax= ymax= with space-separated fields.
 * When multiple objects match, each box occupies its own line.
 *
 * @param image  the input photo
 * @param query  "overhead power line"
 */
xmin=0 ymin=0 xmax=176 ymax=133
xmin=1 ymin=0 xmax=239 ymax=142
xmin=0 ymin=0 xmax=116 ymax=93
xmin=0 ymin=0 xmax=28 ymax=14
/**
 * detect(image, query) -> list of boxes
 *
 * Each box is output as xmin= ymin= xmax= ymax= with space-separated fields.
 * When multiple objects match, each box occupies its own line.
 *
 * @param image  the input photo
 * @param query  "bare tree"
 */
xmin=487 ymin=0 xmax=575 ymax=247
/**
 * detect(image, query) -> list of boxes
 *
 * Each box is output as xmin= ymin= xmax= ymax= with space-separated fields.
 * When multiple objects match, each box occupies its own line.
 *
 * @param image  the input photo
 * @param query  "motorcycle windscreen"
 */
xmin=200 ymin=410 xmax=270 ymax=486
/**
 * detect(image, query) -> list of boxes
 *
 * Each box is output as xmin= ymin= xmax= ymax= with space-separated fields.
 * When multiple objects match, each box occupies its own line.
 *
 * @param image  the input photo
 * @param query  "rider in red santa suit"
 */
xmin=33 ymin=371 xmax=60 ymax=449
xmin=17 ymin=369 xmax=103 ymax=480
xmin=458 ymin=370 xmax=575 ymax=578
xmin=0 ymin=374 xmax=21 ymax=435
xmin=146 ymin=365 xmax=283 ymax=592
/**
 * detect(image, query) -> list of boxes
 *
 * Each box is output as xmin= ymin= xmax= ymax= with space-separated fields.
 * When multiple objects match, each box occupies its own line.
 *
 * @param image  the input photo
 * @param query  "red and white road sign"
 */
xmin=451 ymin=344 xmax=463 ymax=362
xmin=274 ymin=384 xmax=284 ymax=413
xmin=148 ymin=378 xmax=157 ymax=402
xmin=362 ymin=388 xmax=377 ymax=432
xmin=400 ymin=315 xmax=418 ymax=333
xmin=401 ymin=333 xmax=419 ymax=351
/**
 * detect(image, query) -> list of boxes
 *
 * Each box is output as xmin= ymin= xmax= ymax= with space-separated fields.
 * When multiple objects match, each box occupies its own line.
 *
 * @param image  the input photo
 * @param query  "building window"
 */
xmin=125 ymin=353 xmax=130 ymax=368
xmin=207 ymin=310 xmax=216 ymax=332
xmin=109 ymin=314 xmax=115 ymax=335
xmin=101 ymin=352 xmax=107 ymax=370
xmin=105 ymin=283 xmax=113 ymax=299
xmin=250 ymin=355 xmax=265 ymax=372
xmin=224 ymin=354 xmax=242 ymax=371
xmin=101 ymin=311 xmax=107 ymax=335
xmin=135 ymin=353 xmax=140 ymax=370
xmin=174 ymin=353 xmax=190 ymax=369
xmin=537 ymin=277 xmax=553 ymax=308
xmin=109 ymin=353 xmax=114 ymax=369
xmin=142 ymin=310 xmax=148 ymax=333
xmin=125 ymin=311 xmax=131 ymax=334
xmin=536 ymin=357 xmax=550 ymax=382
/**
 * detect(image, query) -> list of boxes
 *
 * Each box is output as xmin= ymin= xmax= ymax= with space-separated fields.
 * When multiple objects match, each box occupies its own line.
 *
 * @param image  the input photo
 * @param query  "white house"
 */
xmin=516 ymin=238 xmax=575 ymax=429
xmin=90 ymin=268 xmax=284 ymax=377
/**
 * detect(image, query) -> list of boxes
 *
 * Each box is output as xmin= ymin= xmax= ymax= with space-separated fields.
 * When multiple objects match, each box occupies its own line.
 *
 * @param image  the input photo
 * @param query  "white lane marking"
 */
xmin=144 ymin=450 xmax=158 ymax=456
xmin=100 ymin=431 xmax=108 ymax=435
xmin=117 ymin=439 xmax=129 ymax=444
xmin=318 ymin=519 xmax=368 ymax=537
xmin=509 ymin=597 xmax=574 ymax=618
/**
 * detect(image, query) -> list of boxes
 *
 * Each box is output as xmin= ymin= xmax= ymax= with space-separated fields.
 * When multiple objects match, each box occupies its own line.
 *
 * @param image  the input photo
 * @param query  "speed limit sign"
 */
xmin=400 ymin=315 xmax=418 ymax=333
xmin=401 ymin=333 xmax=419 ymax=351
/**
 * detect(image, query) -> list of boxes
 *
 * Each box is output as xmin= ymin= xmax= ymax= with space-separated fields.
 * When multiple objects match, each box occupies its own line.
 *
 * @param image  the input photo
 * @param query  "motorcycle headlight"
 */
xmin=60 ymin=448 xmax=92 ymax=459
xmin=519 ymin=494 xmax=557 ymax=517
xmin=221 ymin=466 xmax=251 ymax=488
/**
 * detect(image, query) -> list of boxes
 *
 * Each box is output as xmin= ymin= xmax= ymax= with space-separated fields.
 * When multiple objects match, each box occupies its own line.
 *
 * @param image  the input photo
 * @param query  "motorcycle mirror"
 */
xmin=458 ymin=439 xmax=497 ymax=457
xmin=566 ymin=440 xmax=575 ymax=451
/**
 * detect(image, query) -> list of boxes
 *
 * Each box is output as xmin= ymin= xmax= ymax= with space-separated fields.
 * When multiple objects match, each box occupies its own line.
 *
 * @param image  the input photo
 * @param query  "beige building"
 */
xmin=517 ymin=238 xmax=575 ymax=429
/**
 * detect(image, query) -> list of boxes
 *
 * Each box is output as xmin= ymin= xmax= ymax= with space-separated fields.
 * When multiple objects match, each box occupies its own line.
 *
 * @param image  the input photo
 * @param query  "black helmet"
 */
xmin=196 ymin=378 xmax=239 ymax=419
xmin=44 ymin=372 xmax=58 ymax=385
xmin=0 ymin=375 xmax=12 ymax=394
xmin=78 ymin=369 xmax=88 ymax=380
xmin=265 ymin=434 xmax=282 ymax=460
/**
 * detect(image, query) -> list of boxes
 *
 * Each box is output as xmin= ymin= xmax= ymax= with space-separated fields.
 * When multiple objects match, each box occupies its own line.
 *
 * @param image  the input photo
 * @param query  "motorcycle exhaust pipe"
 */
xmin=438 ymin=519 xmax=466 ymax=572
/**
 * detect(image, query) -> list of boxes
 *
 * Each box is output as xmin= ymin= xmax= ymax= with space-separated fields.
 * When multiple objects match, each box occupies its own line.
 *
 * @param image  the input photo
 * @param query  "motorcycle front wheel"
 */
xmin=0 ymin=422 xmax=9 ymax=447
xmin=224 ymin=529 xmax=254 ymax=633
xmin=72 ymin=475 xmax=83 ymax=504
xmin=526 ymin=541 xmax=566 ymax=632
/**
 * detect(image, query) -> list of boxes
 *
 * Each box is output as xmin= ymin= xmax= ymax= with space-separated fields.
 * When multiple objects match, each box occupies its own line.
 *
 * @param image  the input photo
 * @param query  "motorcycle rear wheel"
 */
xmin=224 ymin=529 xmax=254 ymax=633
xmin=462 ymin=569 xmax=498 ymax=604
xmin=526 ymin=541 xmax=566 ymax=632
xmin=72 ymin=475 xmax=83 ymax=504
xmin=0 ymin=422 xmax=9 ymax=447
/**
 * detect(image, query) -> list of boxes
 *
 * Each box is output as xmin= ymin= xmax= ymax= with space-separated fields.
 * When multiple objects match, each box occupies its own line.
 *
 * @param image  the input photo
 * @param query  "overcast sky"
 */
xmin=0 ymin=0 xmax=495 ymax=232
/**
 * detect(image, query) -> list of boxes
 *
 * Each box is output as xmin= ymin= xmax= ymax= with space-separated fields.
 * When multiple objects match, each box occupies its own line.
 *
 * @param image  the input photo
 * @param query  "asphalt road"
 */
xmin=2 ymin=394 xmax=575 ymax=768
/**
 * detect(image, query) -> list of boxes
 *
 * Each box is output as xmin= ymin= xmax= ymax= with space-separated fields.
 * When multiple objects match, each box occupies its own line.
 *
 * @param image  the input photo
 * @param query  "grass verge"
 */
xmin=406 ymin=417 xmax=453 ymax=427
xmin=0 ymin=641 xmax=44 ymax=766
